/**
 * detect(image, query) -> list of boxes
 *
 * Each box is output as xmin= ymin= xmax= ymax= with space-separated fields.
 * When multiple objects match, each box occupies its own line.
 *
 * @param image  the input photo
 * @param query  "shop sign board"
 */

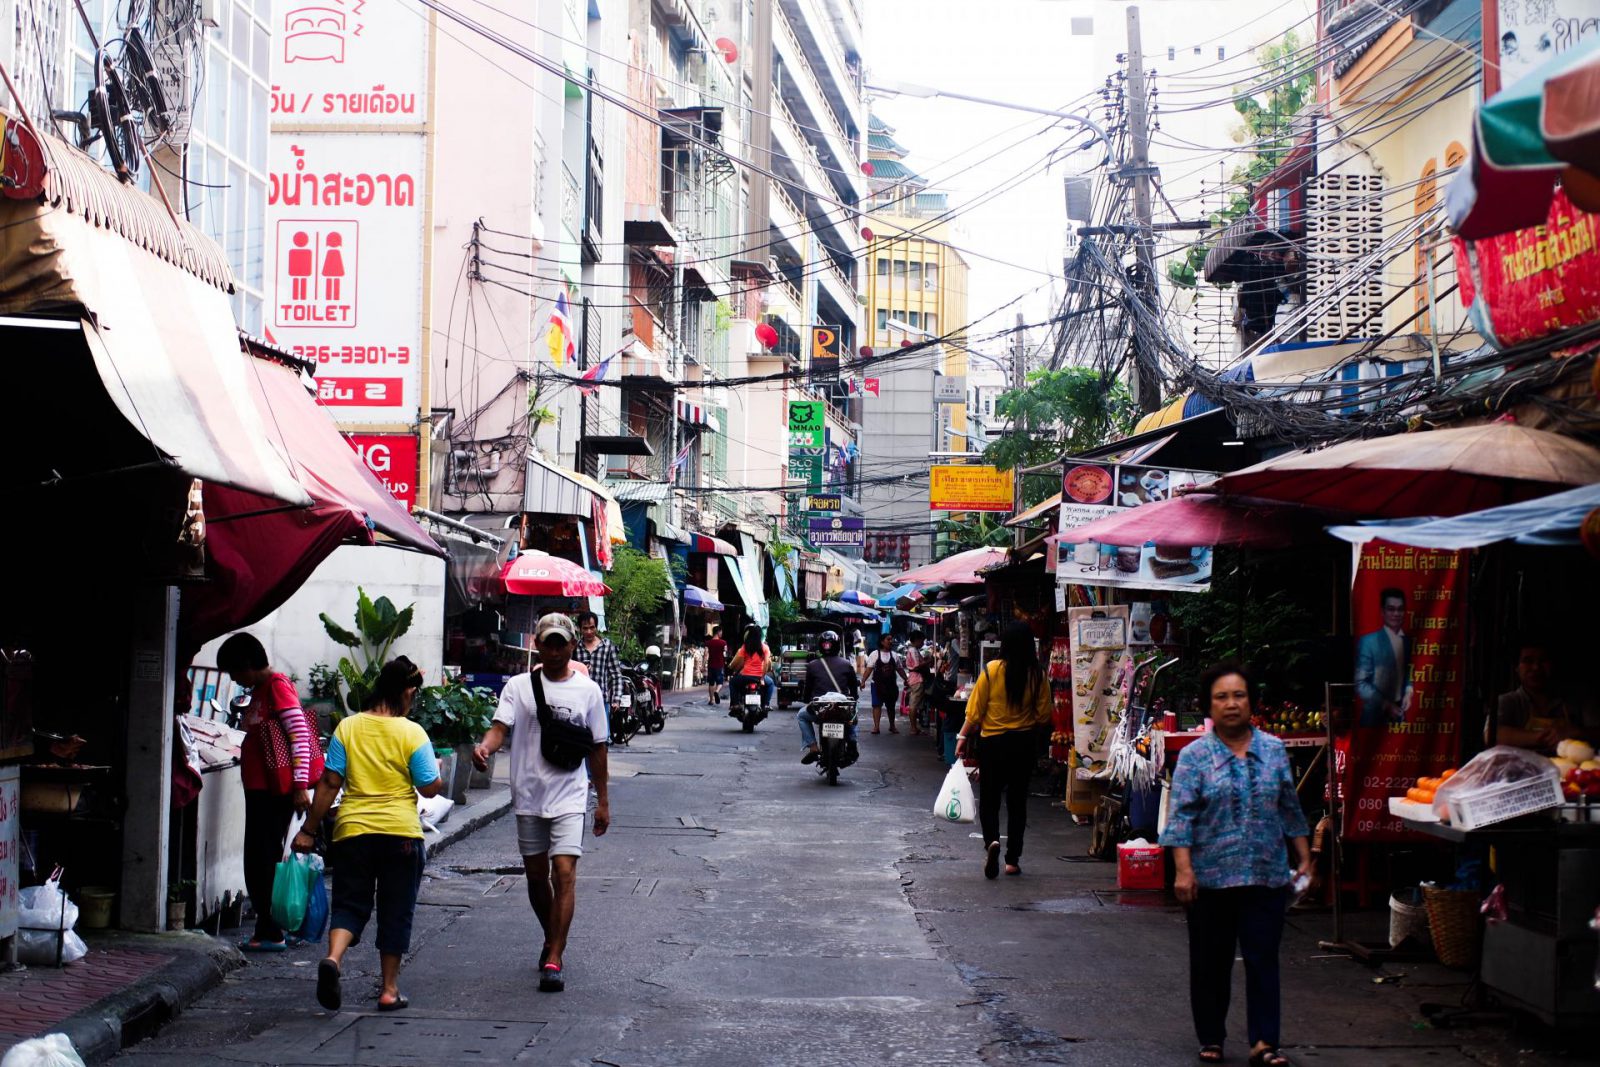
xmin=929 ymin=464 xmax=1013 ymax=512
xmin=788 ymin=453 xmax=823 ymax=489
xmin=1067 ymin=605 xmax=1131 ymax=777
xmin=1056 ymin=462 xmax=1219 ymax=593
xmin=933 ymin=375 xmax=966 ymax=403
xmin=0 ymin=765 xmax=17 ymax=938
xmin=347 ymin=433 xmax=419 ymax=509
xmin=803 ymin=493 xmax=842 ymax=514
xmin=1454 ymin=188 xmax=1600 ymax=349
xmin=1338 ymin=540 xmax=1468 ymax=841
xmin=270 ymin=0 xmax=428 ymax=124
xmin=788 ymin=400 xmax=825 ymax=449
xmin=810 ymin=325 xmax=841 ymax=381
xmin=863 ymin=377 xmax=880 ymax=398
xmin=1494 ymin=0 xmax=1600 ymax=89
xmin=808 ymin=516 xmax=864 ymax=547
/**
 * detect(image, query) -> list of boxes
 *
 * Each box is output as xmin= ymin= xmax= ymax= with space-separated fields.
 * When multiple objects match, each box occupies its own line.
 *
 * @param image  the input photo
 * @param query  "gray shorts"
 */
xmin=516 ymin=813 xmax=585 ymax=858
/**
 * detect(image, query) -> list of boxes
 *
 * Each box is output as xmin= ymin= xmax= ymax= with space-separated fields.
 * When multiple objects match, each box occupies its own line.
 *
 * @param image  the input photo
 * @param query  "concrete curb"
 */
xmin=51 ymin=932 xmax=243 ymax=1064
xmin=424 ymin=782 xmax=512 ymax=856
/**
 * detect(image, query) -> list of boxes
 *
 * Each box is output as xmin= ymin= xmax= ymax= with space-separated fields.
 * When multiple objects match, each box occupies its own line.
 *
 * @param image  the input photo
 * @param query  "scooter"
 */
xmin=808 ymin=695 xmax=859 ymax=786
xmin=728 ymin=674 xmax=769 ymax=733
xmin=628 ymin=661 xmax=665 ymax=733
xmin=610 ymin=683 xmax=642 ymax=746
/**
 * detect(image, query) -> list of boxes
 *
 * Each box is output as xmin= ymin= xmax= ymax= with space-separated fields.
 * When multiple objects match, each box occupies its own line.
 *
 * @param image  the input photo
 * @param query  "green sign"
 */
xmin=788 ymin=400 xmax=824 ymax=449
xmin=788 ymin=454 xmax=823 ymax=489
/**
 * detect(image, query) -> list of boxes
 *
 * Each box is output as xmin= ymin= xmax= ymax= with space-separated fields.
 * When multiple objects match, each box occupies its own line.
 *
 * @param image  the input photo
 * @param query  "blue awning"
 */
xmin=1326 ymin=483 xmax=1600 ymax=550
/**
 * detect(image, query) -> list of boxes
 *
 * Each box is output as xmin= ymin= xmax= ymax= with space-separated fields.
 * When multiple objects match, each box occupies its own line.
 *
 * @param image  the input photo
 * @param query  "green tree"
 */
xmin=1168 ymin=31 xmax=1316 ymax=288
xmin=981 ymin=367 xmax=1134 ymax=508
xmin=603 ymin=546 xmax=674 ymax=661
xmin=936 ymin=512 xmax=1013 ymax=553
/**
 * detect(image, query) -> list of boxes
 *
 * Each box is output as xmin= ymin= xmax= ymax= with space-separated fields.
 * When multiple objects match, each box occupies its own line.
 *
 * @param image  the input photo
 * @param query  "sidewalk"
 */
xmin=0 ymin=772 xmax=511 ymax=1063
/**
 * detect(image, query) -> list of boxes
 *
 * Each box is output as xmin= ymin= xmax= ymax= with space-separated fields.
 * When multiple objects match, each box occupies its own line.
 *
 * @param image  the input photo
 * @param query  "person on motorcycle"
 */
xmin=797 ymin=630 xmax=860 ymax=764
xmin=727 ymin=625 xmax=777 ymax=712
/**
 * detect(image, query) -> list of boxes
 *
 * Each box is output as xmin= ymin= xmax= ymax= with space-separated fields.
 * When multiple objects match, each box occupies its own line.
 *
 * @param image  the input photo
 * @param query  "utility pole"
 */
xmin=1123 ymin=5 xmax=1163 ymax=414
xmin=1011 ymin=312 xmax=1026 ymax=547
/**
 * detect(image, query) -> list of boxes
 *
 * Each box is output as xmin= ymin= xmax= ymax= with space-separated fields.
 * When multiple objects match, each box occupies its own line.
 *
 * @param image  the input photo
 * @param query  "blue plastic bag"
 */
xmin=295 ymin=855 xmax=328 ymax=942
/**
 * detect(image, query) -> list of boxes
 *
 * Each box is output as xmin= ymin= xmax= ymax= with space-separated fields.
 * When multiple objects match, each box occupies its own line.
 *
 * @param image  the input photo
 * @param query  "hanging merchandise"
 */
xmin=1067 ymin=605 xmax=1131 ymax=776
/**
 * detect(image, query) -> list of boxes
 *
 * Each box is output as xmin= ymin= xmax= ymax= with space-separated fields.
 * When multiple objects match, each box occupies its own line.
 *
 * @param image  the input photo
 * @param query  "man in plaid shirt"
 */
xmin=574 ymin=611 xmax=624 ymax=715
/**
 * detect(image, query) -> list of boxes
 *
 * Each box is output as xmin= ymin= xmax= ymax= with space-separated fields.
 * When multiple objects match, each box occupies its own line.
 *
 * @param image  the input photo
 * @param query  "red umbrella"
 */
xmin=500 ymin=551 xmax=611 ymax=598
xmin=890 ymin=546 xmax=1008 ymax=585
xmin=1051 ymin=495 xmax=1333 ymax=550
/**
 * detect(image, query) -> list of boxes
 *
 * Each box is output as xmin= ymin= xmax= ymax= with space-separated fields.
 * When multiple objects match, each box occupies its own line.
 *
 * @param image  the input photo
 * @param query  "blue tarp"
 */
xmin=1326 ymin=483 xmax=1600 ymax=550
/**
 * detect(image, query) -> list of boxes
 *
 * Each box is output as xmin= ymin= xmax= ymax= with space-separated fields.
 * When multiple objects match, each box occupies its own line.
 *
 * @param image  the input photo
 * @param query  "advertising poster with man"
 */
xmin=1340 ymin=540 xmax=1468 ymax=840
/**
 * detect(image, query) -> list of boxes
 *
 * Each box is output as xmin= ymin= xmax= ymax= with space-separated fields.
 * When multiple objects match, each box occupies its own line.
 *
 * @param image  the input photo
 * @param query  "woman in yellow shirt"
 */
xmin=294 ymin=657 xmax=443 ymax=1013
xmin=955 ymin=623 xmax=1052 ymax=879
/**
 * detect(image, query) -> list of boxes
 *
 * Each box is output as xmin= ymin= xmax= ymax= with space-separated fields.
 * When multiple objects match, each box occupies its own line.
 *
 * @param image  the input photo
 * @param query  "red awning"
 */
xmin=890 ymin=546 xmax=1009 ymax=586
xmin=1051 ymin=494 xmax=1336 ymax=550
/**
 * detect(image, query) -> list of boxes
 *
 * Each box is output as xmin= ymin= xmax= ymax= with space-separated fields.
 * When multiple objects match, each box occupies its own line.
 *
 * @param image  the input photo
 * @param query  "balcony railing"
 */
xmin=772 ymin=5 xmax=855 ymax=172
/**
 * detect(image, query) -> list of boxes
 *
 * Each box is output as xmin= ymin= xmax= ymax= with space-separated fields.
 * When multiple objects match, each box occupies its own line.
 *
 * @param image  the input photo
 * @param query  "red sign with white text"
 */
xmin=1455 ymin=187 xmax=1600 ymax=349
xmin=347 ymin=433 xmax=418 ymax=509
xmin=318 ymin=377 xmax=404 ymax=407
xmin=1338 ymin=540 xmax=1467 ymax=841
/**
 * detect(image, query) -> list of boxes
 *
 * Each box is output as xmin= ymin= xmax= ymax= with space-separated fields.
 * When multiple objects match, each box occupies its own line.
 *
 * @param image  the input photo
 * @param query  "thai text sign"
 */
xmin=803 ymin=493 xmax=842 ymax=513
xmin=1338 ymin=540 xmax=1467 ymax=841
xmin=808 ymin=516 xmax=864 ymax=547
xmin=271 ymin=0 xmax=427 ymax=123
xmin=788 ymin=400 xmax=825 ymax=448
xmin=929 ymin=465 xmax=1013 ymax=512
xmin=788 ymin=453 xmax=822 ymax=489
xmin=1455 ymin=188 xmax=1600 ymax=349
xmin=810 ymin=325 xmax=841 ymax=381
xmin=347 ymin=433 xmax=419 ymax=509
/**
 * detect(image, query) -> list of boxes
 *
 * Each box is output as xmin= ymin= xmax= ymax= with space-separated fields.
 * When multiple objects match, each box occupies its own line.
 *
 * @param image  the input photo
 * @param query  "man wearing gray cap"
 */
xmin=474 ymin=613 xmax=610 ymax=993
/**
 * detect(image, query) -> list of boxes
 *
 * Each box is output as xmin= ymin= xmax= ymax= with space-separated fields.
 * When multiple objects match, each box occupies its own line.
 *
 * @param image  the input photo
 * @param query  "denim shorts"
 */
xmin=329 ymin=833 xmax=425 ymax=956
xmin=708 ymin=667 xmax=726 ymax=684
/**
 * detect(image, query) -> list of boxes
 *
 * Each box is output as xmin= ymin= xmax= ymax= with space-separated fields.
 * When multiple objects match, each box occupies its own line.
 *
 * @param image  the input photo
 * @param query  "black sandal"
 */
xmin=984 ymin=842 xmax=1000 ymax=880
xmin=377 ymin=993 xmax=409 ymax=1012
xmin=1250 ymin=1047 xmax=1290 ymax=1067
xmin=1198 ymin=1046 xmax=1223 ymax=1063
xmin=316 ymin=958 xmax=342 ymax=1012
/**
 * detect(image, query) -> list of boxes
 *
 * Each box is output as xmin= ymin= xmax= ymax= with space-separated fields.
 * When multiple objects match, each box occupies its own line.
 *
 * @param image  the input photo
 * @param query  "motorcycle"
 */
xmin=610 ymin=683 xmax=642 ymax=746
xmin=627 ymin=660 xmax=665 ymax=734
xmin=808 ymin=695 xmax=859 ymax=786
xmin=728 ymin=673 xmax=769 ymax=733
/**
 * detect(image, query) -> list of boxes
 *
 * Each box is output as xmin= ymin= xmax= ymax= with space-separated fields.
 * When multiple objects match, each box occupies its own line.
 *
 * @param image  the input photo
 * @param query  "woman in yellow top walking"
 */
xmin=955 ymin=623 xmax=1052 ymax=879
xmin=293 ymin=657 xmax=443 ymax=1012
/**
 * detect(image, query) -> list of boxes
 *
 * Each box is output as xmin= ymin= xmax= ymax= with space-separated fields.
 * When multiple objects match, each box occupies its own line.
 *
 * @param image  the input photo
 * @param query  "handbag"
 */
xmin=532 ymin=670 xmax=597 ymax=772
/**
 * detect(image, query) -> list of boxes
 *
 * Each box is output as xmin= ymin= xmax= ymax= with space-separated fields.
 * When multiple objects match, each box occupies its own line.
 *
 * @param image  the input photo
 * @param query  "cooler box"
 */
xmin=1117 ymin=842 xmax=1164 ymax=890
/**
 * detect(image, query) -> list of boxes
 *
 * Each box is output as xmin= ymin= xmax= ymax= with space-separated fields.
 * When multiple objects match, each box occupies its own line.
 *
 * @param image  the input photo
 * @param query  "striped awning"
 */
xmin=676 ymin=399 xmax=721 ymax=431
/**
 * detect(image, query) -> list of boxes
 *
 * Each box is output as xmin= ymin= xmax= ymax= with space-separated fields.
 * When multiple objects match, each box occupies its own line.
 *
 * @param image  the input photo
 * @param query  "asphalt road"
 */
xmin=108 ymin=693 xmax=1585 ymax=1066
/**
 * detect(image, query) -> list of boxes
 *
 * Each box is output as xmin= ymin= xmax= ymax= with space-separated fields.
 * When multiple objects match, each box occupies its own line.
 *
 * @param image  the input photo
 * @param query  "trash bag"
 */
xmin=417 ymin=793 xmax=455 ymax=833
xmin=295 ymin=854 xmax=329 ymax=943
xmin=934 ymin=763 xmax=976 ymax=824
xmin=18 ymin=875 xmax=78 ymax=932
xmin=0 ymin=1033 xmax=88 ymax=1067
xmin=16 ymin=928 xmax=89 ymax=966
xmin=1432 ymin=745 xmax=1559 ymax=821
xmin=271 ymin=853 xmax=313 ymax=934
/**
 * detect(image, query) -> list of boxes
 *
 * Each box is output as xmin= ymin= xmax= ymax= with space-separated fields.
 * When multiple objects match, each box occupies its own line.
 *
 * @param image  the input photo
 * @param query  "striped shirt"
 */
xmin=1160 ymin=729 xmax=1310 ymax=890
xmin=573 ymin=636 xmax=624 ymax=706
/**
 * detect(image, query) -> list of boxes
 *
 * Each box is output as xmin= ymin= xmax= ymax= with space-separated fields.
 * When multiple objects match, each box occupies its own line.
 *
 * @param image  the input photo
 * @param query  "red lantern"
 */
xmin=861 ymin=227 xmax=875 ymax=241
xmin=861 ymin=161 xmax=875 ymax=177
xmin=900 ymin=340 xmax=913 ymax=348
xmin=859 ymin=346 xmax=874 ymax=358
xmin=754 ymin=322 xmax=779 ymax=350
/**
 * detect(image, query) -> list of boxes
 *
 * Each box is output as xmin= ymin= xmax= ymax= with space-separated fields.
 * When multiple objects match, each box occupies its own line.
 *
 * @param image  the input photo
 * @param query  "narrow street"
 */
xmin=100 ymin=693 xmax=1542 ymax=1067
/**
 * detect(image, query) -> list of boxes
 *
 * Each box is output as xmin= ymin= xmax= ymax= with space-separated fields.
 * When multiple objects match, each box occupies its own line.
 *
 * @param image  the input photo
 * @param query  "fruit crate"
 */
xmin=1445 ymin=775 xmax=1564 ymax=830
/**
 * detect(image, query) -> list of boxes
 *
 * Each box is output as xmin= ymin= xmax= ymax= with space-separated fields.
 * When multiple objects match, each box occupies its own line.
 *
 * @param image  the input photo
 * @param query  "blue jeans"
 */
xmin=796 ymin=705 xmax=858 ymax=751
xmin=1187 ymin=885 xmax=1289 ymax=1049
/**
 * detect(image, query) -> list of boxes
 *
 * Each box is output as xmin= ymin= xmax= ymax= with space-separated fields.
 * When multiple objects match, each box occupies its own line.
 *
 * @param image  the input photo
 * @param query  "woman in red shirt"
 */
xmin=218 ymin=633 xmax=324 ymax=951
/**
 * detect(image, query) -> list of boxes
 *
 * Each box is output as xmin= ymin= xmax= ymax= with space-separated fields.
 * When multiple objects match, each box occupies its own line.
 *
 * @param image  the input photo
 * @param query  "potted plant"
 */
xmin=167 ymin=879 xmax=195 ymax=930
xmin=305 ymin=663 xmax=340 ymax=733
xmin=412 ymin=680 xmax=497 ymax=803
xmin=318 ymin=588 xmax=416 ymax=721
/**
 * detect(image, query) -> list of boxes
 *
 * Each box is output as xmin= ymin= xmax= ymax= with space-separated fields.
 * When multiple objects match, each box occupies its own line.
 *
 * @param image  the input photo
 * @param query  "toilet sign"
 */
xmin=347 ymin=433 xmax=418 ymax=509
xmin=276 ymin=222 xmax=358 ymax=327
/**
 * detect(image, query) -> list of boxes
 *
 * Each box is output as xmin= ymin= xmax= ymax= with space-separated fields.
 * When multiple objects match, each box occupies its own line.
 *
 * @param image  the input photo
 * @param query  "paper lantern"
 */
xmin=859 ymin=346 xmax=873 ymax=358
xmin=755 ymin=322 xmax=779 ymax=349
xmin=861 ymin=227 xmax=874 ymax=241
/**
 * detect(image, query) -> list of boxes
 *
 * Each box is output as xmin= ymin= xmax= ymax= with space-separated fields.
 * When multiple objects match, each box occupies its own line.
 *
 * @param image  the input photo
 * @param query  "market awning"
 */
xmin=1051 ymin=494 xmax=1336 ymax=550
xmin=722 ymin=542 xmax=770 ymax=627
xmin=0 ymin=137 xmax=309 ymax=507
xmin=1005 ymin=492 xmax=1061 ymax=529
xmin=817 ymin=600 xmax=882 ymax=622
xmin=890 ymin=546 xmax=1008 ymax=585
xmin=685 ymin=532 xmax=738 ymax=555
xmin=879 ymin=583 xmax=928 ymax=608
xmin=564 ymin=468 xmax=626 ymax=545
xmin=524 ymin=451 xmax=604 ymax=518
xmin=1326 ymin=483 xmax=1600 ymax=550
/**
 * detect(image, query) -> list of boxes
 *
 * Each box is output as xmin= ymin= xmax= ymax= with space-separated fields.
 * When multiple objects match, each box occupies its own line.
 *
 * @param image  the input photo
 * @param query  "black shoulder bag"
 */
xmin=531 ymin=670 xmax=597 ymax=772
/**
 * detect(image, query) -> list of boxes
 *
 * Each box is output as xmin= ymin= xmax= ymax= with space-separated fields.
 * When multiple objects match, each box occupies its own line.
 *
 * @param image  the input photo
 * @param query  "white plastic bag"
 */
xmin=934 ymin=764 xmax=977 ymax=824
xmin=18 ymin=876 xmax=78 ymax=932
xmin=1432 ymin=745 xmax=1559 ymax=821
xmin=417 ymin=793 xmax=455 ymax=833
xmin=16 ymin=928 xmax=88 ymax=966
xmin=0 ymin=1033 xmax=88 ymax=1067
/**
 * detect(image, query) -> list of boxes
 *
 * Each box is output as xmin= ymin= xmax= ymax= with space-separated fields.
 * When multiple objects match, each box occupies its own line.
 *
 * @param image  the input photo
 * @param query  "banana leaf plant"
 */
xmin=319 ymin=587 xmax=416 ymax=717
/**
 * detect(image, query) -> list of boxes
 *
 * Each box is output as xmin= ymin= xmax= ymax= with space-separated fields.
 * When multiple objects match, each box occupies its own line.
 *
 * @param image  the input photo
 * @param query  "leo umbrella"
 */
xmin=1212 ymin=421 xmax=1600 ymax=519
xmin=500 ymin=551 xmax=611 ymax=598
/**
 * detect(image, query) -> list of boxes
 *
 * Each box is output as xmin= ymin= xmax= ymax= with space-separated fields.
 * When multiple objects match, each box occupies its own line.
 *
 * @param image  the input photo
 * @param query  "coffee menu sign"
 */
xmin=1056 ymin=462 xmax=1219 ymax=593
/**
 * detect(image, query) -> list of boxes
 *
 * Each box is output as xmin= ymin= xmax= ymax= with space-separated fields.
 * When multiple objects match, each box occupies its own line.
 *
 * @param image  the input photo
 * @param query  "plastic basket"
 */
xmin=1444 ymin=775 xmax=1563 ymax=830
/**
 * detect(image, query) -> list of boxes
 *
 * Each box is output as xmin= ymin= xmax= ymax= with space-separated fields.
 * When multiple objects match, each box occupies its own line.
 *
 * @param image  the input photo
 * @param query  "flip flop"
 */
xmin=316 ymin=958 xmax=342 ymax=1011
xmin=1198 ymin=1046 xmax=1223 ymax=1063
xmin=538 ymin=963 xmax=565 ymax=993
xmin=984 ymin=842 xmax=1001 ymax=880
xmin=377 ymin=993 xmax=409 ymax=1012
xmin=238 ymin=938 xmax=287 ymax=953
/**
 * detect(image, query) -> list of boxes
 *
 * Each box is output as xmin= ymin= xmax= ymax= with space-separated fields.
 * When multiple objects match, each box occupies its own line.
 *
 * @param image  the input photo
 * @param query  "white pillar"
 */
xmin=120 ymin=585 xmax=178 ymax=931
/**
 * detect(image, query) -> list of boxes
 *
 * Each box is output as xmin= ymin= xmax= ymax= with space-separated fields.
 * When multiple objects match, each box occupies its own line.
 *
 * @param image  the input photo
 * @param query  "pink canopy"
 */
xmin=890 ymin=546 xmax=1009 ymax=586
xmin=501 ymin=551 xmax=611 ymax=598
xmin=1051 ymin=495 xmax=1335 ymax=550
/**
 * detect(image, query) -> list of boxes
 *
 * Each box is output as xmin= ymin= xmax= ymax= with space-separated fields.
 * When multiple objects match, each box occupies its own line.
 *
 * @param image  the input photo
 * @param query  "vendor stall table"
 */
xmin=1399 ymin=814 xmax=1600 ymax=1027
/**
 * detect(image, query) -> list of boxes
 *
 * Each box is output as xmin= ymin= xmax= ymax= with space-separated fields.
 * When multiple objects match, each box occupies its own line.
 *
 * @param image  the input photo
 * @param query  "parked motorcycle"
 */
xmin=728 ymin=673 xmax=769 ymax=733
xmin=610 ymin=684 xmax=642 ymax=746
xmin=808 ymin=695 xmax=859 ymax=786
xmin=628 ymin=653 xmax=665 ymax=734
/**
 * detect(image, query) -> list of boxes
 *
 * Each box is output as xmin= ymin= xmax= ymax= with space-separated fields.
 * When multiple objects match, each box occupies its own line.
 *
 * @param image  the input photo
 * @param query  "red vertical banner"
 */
xmin=1341 ymin=540 xmax=1468 ymax=840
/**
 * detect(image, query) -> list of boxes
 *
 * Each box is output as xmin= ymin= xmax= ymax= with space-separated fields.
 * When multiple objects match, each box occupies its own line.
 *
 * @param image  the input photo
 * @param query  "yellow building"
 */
xmin=863 ymin=115 xmax=972 ymax=449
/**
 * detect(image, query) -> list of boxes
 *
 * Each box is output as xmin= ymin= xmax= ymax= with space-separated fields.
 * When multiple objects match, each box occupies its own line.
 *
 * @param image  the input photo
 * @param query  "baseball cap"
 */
xmin=535 ymin=613 xmax=577 ymax=645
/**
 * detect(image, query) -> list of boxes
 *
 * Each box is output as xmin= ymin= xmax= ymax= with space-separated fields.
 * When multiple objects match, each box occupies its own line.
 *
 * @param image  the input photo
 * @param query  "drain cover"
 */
xmin=337 ymin=1017 xmax=544 ymax=1064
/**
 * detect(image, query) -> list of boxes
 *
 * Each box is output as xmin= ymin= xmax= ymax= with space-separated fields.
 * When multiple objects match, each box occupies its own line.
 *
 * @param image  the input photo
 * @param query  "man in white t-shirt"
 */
xmin=473 ymin=612 xmax=609 ymax=993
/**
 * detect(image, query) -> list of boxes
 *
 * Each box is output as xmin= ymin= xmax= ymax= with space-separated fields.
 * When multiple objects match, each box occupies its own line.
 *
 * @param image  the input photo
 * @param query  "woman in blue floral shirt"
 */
xmin=1162 ymin=663 xmax=1312 ymax=1067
